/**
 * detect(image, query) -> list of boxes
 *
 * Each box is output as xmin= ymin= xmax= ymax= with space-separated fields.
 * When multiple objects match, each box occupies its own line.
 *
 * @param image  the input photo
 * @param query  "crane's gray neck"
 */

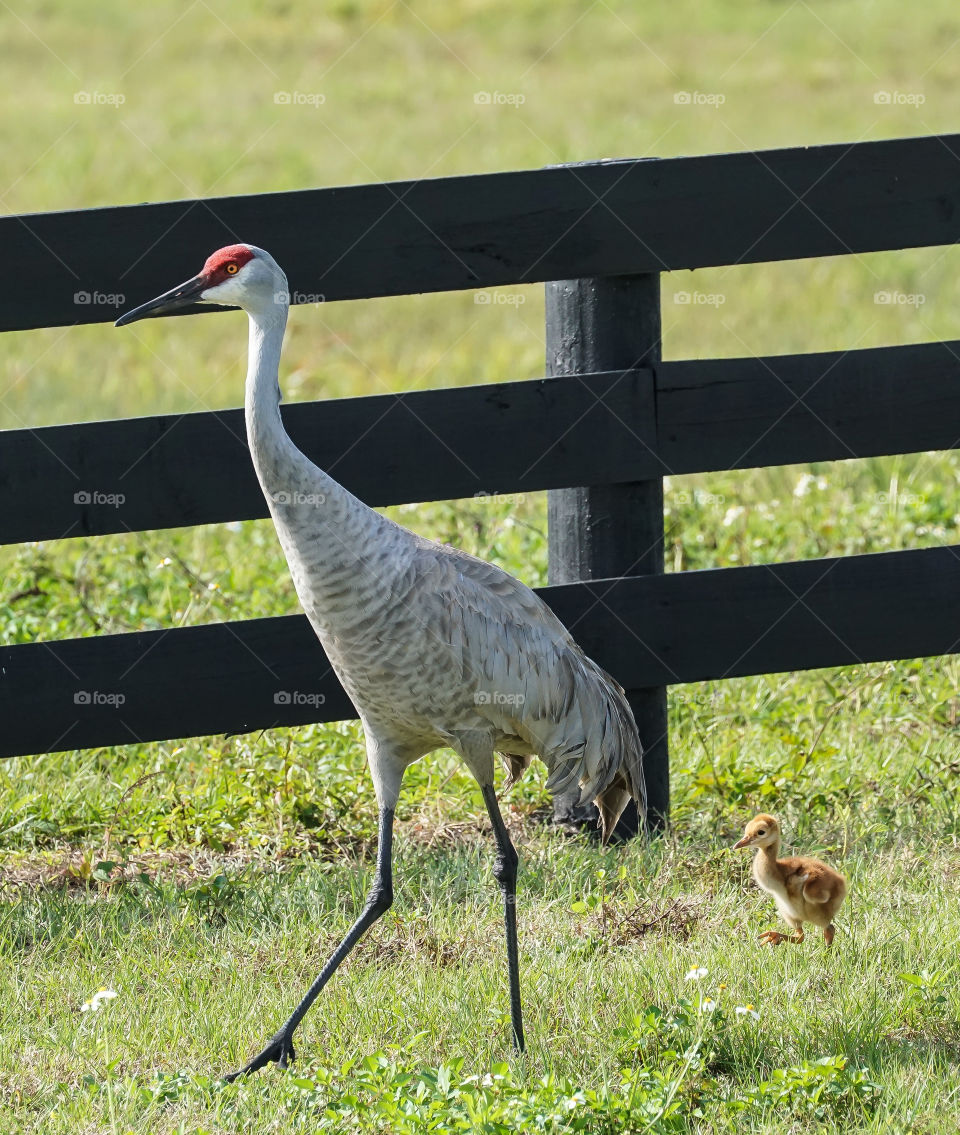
xmin=244 ymin=305 xmax=333 ymax=502
xmin=242 ymin=304 xmax=408 ymax=630
xmin=245 ymin=306 xmax=290 ymax=476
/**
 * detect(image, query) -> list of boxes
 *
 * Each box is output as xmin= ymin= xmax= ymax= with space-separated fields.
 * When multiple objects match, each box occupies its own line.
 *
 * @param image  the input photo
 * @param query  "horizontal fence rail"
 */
xmin=0 ymin=371 xmax=655 ymax=544
xmin=3 ymin=133 xmax=960 ymax=332
xmin=1 ymin=543 xmax=957 ymax=759
xmin=2 ymin=339 xmax=959 ymax=545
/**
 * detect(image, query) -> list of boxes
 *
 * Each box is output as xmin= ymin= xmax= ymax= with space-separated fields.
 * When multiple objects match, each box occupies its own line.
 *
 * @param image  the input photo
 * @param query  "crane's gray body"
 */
xmin=239 ymin=250 xmax=645 ymax=831
xmin=274 ymin=472 xmax=642 ymax=810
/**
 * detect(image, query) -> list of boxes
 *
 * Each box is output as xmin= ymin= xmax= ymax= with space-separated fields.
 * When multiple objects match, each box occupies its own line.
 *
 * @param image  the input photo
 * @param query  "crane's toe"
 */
xmin=223 ymin=1028 xmax=296 ymax=1082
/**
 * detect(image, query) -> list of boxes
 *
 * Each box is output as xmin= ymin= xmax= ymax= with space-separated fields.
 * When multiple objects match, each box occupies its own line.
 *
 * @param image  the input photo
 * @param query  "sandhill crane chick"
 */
xmin=733 ymin=813 xmax=846 ymax=947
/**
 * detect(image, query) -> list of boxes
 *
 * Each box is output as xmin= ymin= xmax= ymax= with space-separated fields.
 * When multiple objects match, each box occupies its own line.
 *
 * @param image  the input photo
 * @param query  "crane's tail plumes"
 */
xmin=591 ymin=670 xmax=646 ymax=843
xmin=542 ymin=656 xmax=646 ymax=844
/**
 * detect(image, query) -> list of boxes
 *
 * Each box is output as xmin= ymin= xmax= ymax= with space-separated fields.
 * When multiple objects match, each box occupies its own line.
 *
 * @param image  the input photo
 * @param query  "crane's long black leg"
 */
xmin=480 ymin=784 xmax=525 ymax=1053
xmin=224 ymin=806 xmax=395 ymax=1081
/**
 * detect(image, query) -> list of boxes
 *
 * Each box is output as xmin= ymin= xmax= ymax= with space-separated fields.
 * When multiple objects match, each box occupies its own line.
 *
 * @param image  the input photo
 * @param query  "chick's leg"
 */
xmin=759 ymin=921 xmax=804 ymax=946
xmin=823 ymin=924 xmax=835 ymax=946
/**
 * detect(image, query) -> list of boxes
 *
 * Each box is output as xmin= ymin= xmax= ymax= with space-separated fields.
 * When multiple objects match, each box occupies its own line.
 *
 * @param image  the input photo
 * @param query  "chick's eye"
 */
xmin=757 ymin=829 xmax=765 ymax=835
xmin=225 ymin=263 xmax=239 ymax=274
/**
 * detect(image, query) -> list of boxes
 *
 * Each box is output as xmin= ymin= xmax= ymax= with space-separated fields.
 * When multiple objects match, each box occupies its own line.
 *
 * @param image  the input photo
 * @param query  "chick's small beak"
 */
xmin=115 ymin=274 xmax=209 ymax=327
xmin=733 ymin=835 xmax=752 ymax=849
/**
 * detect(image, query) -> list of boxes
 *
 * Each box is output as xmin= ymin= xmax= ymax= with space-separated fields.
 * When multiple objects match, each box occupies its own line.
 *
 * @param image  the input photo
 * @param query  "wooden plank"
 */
xmin=657 ymin=340 xmax=960 ymax=474
xmin=0 ymin=615 xmax=356 ymax=759
xmin=1 ymin=543 xmax=957 ymax=759
xmin=3 ymin=134 xmax=960 ymax=332
xmin=0 ymin=371 xmax=655 ymax=545
xmin=560 ymin=545 xmax=960 ymax=684
xmin=545 ymin=273 xmax=667 ymax=834
xmin=3 ymin=338 xmax=959 ymax=546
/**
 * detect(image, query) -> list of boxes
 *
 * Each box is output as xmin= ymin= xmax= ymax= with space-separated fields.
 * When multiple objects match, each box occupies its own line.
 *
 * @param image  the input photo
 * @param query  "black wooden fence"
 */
xmin=2 ymin=132 xmax=960 ymax=829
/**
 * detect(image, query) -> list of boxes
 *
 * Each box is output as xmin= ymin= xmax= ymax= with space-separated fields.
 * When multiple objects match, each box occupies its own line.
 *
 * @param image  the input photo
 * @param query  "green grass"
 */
xmin=7 ymin=813 xmax=960 ymax=1132
xmin=3 ymin=0 xmax=960 ymax=1130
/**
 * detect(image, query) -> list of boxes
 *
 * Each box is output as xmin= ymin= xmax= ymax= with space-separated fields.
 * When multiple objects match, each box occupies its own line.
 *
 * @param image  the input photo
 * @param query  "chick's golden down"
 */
xmin=733 ymin=813 xmax=846 ymax=946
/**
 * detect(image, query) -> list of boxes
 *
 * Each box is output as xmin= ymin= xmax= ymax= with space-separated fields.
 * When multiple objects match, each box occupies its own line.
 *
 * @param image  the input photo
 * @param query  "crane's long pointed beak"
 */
xmin=115 ymin=274 xmax=209 ymax=327
xmin=732 ymin=836 xmax=752 ymax=849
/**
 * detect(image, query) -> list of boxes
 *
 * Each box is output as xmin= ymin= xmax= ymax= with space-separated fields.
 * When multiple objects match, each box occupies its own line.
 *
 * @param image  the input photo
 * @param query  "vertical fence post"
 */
xmin=545 ymin=274 xmax=668 ymax=836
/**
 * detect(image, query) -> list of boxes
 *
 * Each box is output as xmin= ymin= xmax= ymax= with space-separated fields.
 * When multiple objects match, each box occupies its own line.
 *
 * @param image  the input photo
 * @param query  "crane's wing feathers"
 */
xmin=418 ymin=541 xmax=646 ymax=832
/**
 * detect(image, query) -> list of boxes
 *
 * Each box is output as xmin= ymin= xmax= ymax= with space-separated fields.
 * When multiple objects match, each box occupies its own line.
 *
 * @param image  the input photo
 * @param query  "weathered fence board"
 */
xmin=2 ymin=133 xmax=959 ymax=332
xmin=0 ymin=371 xmax=655 ymax=544
xmin=546 ymin=273 xmax=667 ymax=833
xmin=2 ymin=543 xmax=956 ymax=759
xmin=3 ymin=339 xmax=959 ymax=545
xmin=658 ymin=340 xmax=960 ymax=473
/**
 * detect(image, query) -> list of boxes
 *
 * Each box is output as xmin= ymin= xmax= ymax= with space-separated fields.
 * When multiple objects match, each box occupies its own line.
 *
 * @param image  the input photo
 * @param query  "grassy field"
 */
xmin=3 ymin=0 xmax=960 ymax=1131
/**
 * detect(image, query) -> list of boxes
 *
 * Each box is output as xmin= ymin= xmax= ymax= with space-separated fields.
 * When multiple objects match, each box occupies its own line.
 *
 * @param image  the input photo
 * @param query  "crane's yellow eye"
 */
xmin=225 ymin=263 xmax=239 ymax=274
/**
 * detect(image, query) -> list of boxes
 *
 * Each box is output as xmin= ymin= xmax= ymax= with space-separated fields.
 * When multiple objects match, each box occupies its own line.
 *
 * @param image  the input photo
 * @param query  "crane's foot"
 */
xmin=758 ymin=930 xmax=802 ymax=946
xmin=223 ymin=1027 xmax=296 ymax=1082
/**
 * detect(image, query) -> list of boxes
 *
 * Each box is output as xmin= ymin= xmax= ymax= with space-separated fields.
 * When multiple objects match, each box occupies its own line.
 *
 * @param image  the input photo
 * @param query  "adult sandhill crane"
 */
xmin=116 ymin=244 xmax=645 ymax=1078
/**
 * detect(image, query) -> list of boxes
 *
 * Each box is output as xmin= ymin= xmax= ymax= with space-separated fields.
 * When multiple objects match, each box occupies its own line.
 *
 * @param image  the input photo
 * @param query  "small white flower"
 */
xmin=735 ymin=1004 xmax=759 ymax=1020
xmin=684 ymin=966 xmax=708 ymax=981
xmin=721 ymin=505 xmax=745 ymax=527
xmin=80 ymin=988 xmax=118 ymax=1013
xmin=699 ymin=999 xmax=718 ymax=1013
xmin=794 ymin=473 xmax=816 ymax=498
